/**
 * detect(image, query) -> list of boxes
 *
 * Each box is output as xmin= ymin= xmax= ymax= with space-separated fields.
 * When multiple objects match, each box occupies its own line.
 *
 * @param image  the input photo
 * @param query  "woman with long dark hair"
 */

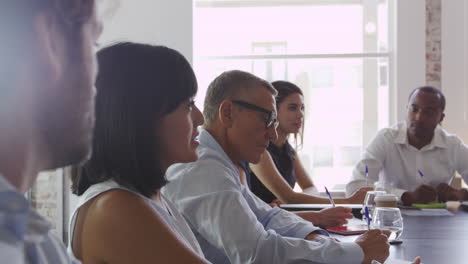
xmin=249 ymin=80 xmax=371 ymax=205
xmin=68 ymin=42 xmax=209 ymax=263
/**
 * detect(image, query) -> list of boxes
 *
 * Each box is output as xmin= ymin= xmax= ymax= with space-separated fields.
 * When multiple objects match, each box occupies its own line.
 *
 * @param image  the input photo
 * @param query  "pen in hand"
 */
xmin=325 ymin=186 xmax=335 ymax=207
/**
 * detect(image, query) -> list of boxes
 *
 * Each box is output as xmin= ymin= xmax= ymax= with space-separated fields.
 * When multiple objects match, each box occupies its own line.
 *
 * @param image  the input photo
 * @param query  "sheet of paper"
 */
xmin=401 ymin=208 xmax=454 ymax=216
xmin=372 ymin=259 xmax=422 ymax=264
xmin=385 ymin=259 xmax=411 ymax=264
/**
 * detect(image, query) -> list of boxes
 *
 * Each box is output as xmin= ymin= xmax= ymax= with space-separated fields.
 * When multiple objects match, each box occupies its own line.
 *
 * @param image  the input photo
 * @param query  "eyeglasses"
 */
xmin=232 ymin=100 xmax=279 ymax=129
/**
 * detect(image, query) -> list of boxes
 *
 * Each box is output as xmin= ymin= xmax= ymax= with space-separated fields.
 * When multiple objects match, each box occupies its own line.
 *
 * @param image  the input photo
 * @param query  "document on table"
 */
xmin=401 ymin=208 xmax=454 ymax=216
xmin=372 ymin=259 xmax=423 ymax=264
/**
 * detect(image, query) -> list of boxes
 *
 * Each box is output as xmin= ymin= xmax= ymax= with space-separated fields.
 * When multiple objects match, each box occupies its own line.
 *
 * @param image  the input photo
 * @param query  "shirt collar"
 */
xmin=393 ymin=121 xmax=448 ymax=149
xmin=198 ymin=127 xmax=240 ymax=176
xmin=0 ymin=174 xmax=52 ymax=242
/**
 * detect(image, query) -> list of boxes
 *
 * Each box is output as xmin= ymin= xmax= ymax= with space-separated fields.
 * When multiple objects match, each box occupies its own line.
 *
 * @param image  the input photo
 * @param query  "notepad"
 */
xmin=411 ymin=203 xmax=446 ymax=209
xmin=326 ymin=225 xmax=368 ymax=235
xmin=401 ymin=208 xmax=454 ymax=216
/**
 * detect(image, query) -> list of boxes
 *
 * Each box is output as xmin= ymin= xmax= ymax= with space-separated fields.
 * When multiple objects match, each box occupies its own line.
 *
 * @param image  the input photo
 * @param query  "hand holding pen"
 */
xmin=364 ymin=206 xmax=371 ymax=230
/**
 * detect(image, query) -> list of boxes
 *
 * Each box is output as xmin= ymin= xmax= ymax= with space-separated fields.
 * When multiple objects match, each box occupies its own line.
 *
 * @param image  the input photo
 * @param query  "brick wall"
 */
xmin=30 ymin=169 xmax=63 ymax=238
xmin=426 ymin=0 xmax=441 ymax=88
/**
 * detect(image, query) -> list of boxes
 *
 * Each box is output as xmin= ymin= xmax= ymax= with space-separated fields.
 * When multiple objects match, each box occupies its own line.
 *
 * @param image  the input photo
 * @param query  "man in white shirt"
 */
xmin=346 ymin=86 xmax=468 ymax=205
xmin=163 ymin=70 xmax=390 ymax=264
xmin=0 ymin=1 xmax=102 ymax=263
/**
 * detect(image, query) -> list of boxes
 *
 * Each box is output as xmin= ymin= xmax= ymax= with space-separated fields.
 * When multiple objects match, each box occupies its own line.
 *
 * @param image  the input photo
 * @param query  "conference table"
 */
xmin=281 ymin=202 xmax=468 ymax=264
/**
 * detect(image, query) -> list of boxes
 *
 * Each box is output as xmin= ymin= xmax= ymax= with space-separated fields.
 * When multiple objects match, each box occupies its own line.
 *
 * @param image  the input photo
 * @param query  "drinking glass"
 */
xmin=361 ymin=191 xmax=386 ymax=224
xmin=370 ymin=207 xmax=404 ymax=240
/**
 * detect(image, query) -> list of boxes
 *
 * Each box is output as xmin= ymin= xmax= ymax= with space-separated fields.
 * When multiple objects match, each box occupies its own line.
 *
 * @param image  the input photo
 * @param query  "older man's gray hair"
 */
xmin=203 ymin=70 xmax=277 ymax=125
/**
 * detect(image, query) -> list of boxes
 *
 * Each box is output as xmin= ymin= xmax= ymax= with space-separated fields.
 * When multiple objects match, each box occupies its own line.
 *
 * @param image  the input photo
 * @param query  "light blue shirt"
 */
xmin=162 ymin=128 xmax=364 ymax=264
xmin=0 ymin=175 xmax=79 ymax=264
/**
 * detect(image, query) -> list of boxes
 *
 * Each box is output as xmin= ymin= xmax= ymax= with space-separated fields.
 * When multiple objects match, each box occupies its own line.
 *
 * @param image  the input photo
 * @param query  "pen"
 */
xmin=364 ymin=206 xmax=371 ymax=230
xmin=325 ymin=186 xmax=335 ymax=207
xmin=365 ymin=165 xmax=369 ymax=186
xmin=418 ymin=170 xmax=425 ymax=184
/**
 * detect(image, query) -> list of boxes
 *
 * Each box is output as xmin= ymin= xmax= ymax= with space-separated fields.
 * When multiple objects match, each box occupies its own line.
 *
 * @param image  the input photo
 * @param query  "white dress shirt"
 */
xmin=162 ymin=128 xmax=364 ymax=264
xmin=346 ymin=122 xmax=468 ymax=199
xmin=0 ymin=174 xmax=79 ymax=264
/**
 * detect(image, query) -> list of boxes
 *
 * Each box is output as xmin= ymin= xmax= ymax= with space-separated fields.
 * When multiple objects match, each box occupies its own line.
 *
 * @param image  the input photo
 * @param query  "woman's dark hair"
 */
xmin=271 ymin=80 xmax=304 ymax=149
xmin=71 ymin=42 xmax=198 ymax=197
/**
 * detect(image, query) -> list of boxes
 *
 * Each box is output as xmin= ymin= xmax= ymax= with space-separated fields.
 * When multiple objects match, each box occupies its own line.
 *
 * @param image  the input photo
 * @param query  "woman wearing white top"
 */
xmin=69 ymin=43 xmax=209 ymax=263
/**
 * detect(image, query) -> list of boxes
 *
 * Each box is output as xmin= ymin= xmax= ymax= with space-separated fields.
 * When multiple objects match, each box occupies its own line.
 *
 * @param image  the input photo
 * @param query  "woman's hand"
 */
xmin=316 ymin=206 xmax=353 ymax=228
xmin=347 ymin=187 xmax=374 ymax=204
xmin=269 ymin=199 xmax=282 ymax=208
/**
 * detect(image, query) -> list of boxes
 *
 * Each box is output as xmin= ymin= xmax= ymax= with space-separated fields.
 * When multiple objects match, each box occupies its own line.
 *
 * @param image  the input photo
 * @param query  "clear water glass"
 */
xmin=361 ymin=191 xmax=386 ymax=224
xmin=370 ymin=207 xmax=404 ymax=240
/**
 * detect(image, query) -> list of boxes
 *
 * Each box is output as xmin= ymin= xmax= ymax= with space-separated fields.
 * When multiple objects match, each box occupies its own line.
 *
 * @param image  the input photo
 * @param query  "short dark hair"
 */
xmin=203 ymin=70 xmax=277 ymax=125
xmin=71 ymin=42 xmax=198 ymax=197
xmin=271 ymin=80 xmax=304 ymax=149
xmin=408 ymin=86 xmax=446 ymax=111
xmin=0 ymin=0 xmax=95 ymax=96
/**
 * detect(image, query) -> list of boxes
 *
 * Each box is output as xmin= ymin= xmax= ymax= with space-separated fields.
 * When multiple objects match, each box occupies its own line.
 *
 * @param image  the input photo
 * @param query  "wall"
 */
xmin=99 ymin=0 xmax=193 ymax=62
xmin=393 ymin=0 xmax=426 ymax=122
xmin=441 ymin=0 xmax=468 ymax=142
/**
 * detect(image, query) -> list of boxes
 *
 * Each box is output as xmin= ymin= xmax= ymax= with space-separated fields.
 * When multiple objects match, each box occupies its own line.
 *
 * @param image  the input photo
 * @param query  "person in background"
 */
xmin=346 ymin=86 xmax=468 ymax=205
xmin=0 ymin=0 xmax=101 ymax=262
xmin=69 ymin=43 xmax=210 ymax=263
xmin=163 ymin=70 xmax=391 ymax=264
xmin=248 ymin=80 xmax=372 ymax=206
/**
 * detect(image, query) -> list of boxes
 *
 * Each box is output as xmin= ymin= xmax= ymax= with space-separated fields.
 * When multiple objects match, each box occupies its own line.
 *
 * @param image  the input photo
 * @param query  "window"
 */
xmin=194 ymin=0 xmax=392 ymax=191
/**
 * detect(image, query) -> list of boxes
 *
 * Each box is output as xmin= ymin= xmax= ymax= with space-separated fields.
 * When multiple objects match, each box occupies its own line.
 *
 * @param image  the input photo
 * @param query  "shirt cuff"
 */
xmin=334 ymin=242 xmax=365 ymax=263
xmin=293 ymin=224 xmax=323 ymax=240
xmin=311 ymin=229 xmax=330 ymax=237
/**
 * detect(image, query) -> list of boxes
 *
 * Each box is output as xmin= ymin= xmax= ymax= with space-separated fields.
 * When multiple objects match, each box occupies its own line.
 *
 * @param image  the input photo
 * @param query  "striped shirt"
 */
xmin=0 ymin=175 xmax=80 ymax=264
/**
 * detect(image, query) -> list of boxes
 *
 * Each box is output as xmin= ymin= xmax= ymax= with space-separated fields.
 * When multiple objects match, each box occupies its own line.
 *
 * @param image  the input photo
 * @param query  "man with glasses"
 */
xmin=162 ymin=70 xmax=390 ymax=264
xmin=346 ymin=86 xmax=468 ymax=205
xmin=0 ymin=0 xmax=101 ymax=262
xmin=231 ymin=99 xmax=280 ymax=129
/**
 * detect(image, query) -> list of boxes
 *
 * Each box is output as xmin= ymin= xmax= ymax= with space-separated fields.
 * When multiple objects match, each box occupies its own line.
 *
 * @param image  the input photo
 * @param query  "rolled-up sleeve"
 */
xmin=242 ymin=187 xmax=320 ymax=239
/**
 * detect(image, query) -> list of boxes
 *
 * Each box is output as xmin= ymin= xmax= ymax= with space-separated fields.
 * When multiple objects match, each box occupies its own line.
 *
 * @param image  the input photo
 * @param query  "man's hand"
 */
xmin=401 ymin=184 xmax=437 ymax=205
xmin=436 ymin=183 xmax=468 ymax=202
xmin=316 ymin=207 xmax=353 ymax=228
xmin=355 ymin=229 xmax=390 ymax=264
xmin=346 ymin=187 xmax=374 ymax=204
